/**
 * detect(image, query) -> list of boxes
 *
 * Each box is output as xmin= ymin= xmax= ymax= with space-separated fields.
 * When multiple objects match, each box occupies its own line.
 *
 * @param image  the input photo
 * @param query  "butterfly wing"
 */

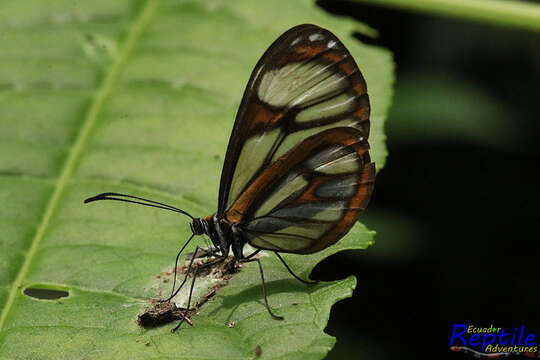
xmin=226 ymin=127 xmax=375 ymax=254
xmin=217 ymin=24 xmax=370 ymax=217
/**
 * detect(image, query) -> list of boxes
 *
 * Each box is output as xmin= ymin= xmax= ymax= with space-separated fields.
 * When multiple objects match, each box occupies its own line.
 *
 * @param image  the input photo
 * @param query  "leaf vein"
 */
xmin=0 ymin=0 xmax=158 ymax=332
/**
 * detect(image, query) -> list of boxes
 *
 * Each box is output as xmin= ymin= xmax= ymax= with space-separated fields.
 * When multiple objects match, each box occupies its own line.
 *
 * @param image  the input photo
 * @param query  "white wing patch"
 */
xmin=257 ymin=62 xmax=349 ymax=107
xmin=312 ymin=151 xmax=360 ymax=174
xmin=271 ymin=117 xmax=358 ymax=161
xmin=247 ymin=232 xmax=310 ymax=251
xmin=254 ymin=173 xmax=308 ymax=218
xmin=296 ymin=92 xmax=357 ymax=122
xmin=315 ymin=175 xmax=358 ymax=197
xmin=228 ymin=128 xmax=281 ymax=205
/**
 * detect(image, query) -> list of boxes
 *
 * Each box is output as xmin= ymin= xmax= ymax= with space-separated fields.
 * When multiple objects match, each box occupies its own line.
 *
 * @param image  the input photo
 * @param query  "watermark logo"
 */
xmin=449 ymin=324 xmax=539 ymax=358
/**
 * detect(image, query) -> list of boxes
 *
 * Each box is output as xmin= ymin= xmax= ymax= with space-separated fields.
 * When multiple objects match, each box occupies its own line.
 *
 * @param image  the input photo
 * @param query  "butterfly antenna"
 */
xmin=84 ymin=192 xmax=195 ymax=220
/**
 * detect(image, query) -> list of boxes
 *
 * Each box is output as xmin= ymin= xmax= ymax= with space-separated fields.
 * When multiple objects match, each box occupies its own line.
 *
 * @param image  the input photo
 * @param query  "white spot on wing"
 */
xmin=309 ymin=33 xmax=324 ymax=42
xmin=291 ymin=37 xmax=302 ymax=46
xmin=327 ymin=40 xmax=337 ymax=48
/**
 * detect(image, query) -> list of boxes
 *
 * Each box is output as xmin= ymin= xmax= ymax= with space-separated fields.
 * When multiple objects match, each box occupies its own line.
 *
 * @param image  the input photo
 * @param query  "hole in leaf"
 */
xmin=23 ymin=287 xmax=69 ymax=300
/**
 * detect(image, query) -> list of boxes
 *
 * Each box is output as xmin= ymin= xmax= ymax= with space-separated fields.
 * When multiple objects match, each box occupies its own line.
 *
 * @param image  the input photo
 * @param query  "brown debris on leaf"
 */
xmin=137 ymin=300 xmax=193 ymax=328
xmin=175 ymin=254 xmax=242 ymax=279
xmin=138 ymin=256 xmax=242 ymax=328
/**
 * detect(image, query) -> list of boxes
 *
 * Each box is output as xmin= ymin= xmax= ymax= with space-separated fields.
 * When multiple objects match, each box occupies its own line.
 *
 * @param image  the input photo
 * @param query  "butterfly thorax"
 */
xmin=190 ymin=214 xmax=246 ymax=259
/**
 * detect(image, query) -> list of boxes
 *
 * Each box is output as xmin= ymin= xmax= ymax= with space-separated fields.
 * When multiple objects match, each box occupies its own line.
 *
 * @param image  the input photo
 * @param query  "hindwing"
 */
xmin=226 ymin=127 xmax=375 ymax=254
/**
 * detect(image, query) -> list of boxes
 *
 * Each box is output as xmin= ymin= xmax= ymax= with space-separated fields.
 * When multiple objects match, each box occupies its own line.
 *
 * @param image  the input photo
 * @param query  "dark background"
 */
xmin=313 ymin=1 xmax=540 ymax=359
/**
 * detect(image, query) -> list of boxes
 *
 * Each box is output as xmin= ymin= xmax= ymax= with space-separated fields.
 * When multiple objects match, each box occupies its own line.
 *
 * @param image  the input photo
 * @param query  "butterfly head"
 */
xmin=190 ymin=217 xmax=206 ymax=235
xmin=189 ymin=214 xmax=236 ymax=258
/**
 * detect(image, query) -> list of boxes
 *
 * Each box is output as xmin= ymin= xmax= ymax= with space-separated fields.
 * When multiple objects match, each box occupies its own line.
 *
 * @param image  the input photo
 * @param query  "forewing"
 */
xmin=225 ymin=128 xmax=375 ymax=254
xmin=217 ymin=24 xmax=370 ymax=215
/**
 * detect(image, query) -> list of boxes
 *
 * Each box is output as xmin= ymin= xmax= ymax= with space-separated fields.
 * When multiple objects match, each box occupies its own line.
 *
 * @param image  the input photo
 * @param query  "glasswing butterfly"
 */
xmin=85 ymin=24 xmax=375 ymax=331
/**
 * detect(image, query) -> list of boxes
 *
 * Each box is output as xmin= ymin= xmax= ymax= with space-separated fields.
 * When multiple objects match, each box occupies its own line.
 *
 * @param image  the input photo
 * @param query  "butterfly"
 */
xmin=85 ymin=23 xmax=375 ymax=331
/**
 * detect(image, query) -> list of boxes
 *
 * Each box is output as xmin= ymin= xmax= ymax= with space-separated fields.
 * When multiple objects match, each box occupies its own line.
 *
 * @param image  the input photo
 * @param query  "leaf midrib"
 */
xmin=0 ymin=0 xmax=158 ymax=331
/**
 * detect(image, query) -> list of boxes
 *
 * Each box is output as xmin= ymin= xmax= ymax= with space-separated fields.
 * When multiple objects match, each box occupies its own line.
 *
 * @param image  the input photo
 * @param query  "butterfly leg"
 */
xmin=239 ymin=257 xmax=284 ymax=321
xmin=172 ymin=263 xmax=200 ymax=332
xmin=163 ymin=234 xmax=197 ymax=302
xmin=273 ymin=251 xmax=318 ymax=285
xmin=162 ymin=244 xmax=200 ymax=302
xmin=244 ymin=249 xmax=261 ymax=260
xmin=186 ymin=246 xmax=221 ymax=260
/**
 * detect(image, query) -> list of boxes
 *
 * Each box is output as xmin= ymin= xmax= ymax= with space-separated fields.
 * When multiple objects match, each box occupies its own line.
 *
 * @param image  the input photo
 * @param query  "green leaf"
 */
xmin=350 ymin=0 xmax=540 ymax=33
xmin=0 ymin=0 xmax=393 ymax=359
